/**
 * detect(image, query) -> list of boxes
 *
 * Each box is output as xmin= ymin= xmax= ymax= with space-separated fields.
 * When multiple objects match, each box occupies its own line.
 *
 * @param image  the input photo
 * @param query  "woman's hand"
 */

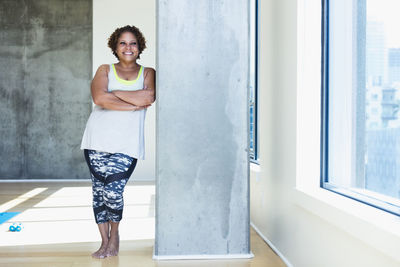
xmin=132 ymin=104 xmax=152 ymax=111
xmin=111 ymin=88 xmax=154 ymax=106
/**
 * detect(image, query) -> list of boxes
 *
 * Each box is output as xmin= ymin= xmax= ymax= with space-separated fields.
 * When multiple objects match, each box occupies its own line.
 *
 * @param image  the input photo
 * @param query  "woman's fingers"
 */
xmin=133 ymin=103 xmax=152 ymax=111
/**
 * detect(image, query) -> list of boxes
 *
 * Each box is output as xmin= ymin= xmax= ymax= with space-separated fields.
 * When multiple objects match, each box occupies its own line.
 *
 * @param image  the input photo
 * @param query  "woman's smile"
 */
xmin=123 ymin=51 xmax=134 ymax=55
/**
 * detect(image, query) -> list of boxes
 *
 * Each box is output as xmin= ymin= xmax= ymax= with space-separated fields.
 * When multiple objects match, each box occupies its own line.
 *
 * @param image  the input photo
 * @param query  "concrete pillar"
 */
xmin=155 ymin=0 xmax=251 ymax=259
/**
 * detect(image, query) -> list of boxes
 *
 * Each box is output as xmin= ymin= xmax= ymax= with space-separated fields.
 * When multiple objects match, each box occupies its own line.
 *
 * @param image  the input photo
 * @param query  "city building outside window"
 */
xmin=321 ymin=0 xmax=400 ymax=215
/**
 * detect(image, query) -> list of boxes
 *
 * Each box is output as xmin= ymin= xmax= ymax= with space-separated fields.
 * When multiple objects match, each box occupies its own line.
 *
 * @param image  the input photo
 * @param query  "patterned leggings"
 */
xmin=84 ymin=149 xmax=137 ymax=224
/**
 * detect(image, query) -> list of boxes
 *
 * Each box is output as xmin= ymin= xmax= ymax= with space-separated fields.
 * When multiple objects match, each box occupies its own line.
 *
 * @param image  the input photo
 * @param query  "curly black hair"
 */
xmin=107 ymin=25 xmax=147 ymax=60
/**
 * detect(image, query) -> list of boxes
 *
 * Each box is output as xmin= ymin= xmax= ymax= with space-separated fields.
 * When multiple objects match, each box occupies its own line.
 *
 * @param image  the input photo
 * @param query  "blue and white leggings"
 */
xmin=84 ymin=149 xmax=137 ymax=224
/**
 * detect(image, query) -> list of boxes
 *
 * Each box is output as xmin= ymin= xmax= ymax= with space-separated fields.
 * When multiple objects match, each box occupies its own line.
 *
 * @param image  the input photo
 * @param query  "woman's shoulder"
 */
xmin=143 ymin=66 xmax=155 ymax=77
xmin=98 ymin=64 xmax=111 ymax=71
xmin=143 ymin=66 xmax=155 ymax=71
xmin=94 ymin=64 xmax=111 ymax=76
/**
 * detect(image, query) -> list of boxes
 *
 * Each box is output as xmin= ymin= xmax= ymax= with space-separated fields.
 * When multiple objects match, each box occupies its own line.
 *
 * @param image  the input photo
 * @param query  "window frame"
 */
xmin=295 ymin=0 xmax=400 ymax=262
xmin=320 ymin=0 xmax=400 ymax=217
xmin=249 ymin=0 xmax=259 ymax=163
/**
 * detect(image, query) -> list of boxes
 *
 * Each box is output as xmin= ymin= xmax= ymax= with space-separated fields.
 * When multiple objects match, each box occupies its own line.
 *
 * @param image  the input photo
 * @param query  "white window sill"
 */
xmin=293 ymin=187 xmax=400 ymax=262
xmin=250 ymin=162 xmax=261 ymax=172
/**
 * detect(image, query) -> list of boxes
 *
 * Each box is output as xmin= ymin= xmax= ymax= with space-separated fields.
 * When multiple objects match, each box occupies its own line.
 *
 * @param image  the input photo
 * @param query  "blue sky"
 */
xmin=368 ymin=0 xmax=400 ymax=48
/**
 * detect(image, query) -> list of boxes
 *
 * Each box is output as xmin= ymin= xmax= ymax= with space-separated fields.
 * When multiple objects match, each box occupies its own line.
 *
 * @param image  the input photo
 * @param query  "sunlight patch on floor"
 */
xmin=33 ymin=187 xmax=92 ymax=208
xmin=0 ymin=188 xmax=48 ymax=213
xmin=0 ymin=184 xmax=155 ymax=247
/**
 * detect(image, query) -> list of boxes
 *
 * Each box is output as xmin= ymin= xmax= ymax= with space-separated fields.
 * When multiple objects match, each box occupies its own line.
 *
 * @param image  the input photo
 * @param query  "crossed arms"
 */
xmin=91 ymin=64 xmax=156 ymax=111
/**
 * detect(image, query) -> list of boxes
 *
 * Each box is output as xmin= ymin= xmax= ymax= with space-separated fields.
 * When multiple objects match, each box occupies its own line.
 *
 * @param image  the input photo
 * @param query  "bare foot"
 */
xmin=105 ymin=234 xmax=119 ymax=257
xmin=92 ymin=241 xmax=108 ymax=259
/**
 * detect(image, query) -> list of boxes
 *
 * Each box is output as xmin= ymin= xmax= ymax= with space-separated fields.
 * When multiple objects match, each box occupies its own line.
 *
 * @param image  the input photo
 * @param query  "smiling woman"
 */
xmin=80 ymin=25 xmax=156 ymax=259
xmin=108 ymin=25 xmax=147 ymax=60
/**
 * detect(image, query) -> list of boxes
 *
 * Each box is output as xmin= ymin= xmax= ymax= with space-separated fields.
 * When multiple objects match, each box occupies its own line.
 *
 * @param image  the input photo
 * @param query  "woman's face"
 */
xmin=116 ymin=31 xmax=139 ymax=61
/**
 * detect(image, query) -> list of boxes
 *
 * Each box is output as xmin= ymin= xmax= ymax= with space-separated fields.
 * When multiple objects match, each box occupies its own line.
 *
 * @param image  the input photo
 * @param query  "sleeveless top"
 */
xmin=80 ymin=64 xmax=146 ymax=159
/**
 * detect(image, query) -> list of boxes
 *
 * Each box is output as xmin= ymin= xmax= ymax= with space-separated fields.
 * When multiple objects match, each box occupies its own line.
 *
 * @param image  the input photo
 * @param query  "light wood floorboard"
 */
xmin=0 ymin=181 xmax=285 ymax=267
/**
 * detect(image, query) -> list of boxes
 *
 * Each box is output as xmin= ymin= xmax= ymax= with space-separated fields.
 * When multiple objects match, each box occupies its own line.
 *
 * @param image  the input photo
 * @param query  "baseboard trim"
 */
xmin=0 ymin=179 xmax=90 ymax=183
xmin=153 ymin=253 xmax=254 ymax=260
xmin=250 ymin=222 xmax=293 ymax=267
xmin=0 ymin=179 xmax=155 ymax=183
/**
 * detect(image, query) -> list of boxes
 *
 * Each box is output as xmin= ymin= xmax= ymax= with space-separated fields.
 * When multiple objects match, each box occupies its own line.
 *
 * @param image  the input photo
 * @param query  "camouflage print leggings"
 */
xmin=84 ymin=149 xmax=137 ymax=224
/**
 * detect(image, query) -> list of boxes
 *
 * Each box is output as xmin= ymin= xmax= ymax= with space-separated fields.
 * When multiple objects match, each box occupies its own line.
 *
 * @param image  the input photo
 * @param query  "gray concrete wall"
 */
xmin=155 ymin=0 xmax=250 ymax=257
xmin=0 ymin=0 xmax=92 ymax=179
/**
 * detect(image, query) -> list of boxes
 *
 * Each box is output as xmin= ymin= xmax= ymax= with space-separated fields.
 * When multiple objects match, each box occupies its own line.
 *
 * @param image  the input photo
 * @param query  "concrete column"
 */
xmin=155 ymin=0 xmax=251 ymax=259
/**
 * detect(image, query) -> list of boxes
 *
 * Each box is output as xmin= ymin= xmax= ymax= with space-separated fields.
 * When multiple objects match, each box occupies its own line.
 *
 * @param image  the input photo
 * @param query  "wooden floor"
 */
xmin=0 ymin=181 xmax=285 ymax=267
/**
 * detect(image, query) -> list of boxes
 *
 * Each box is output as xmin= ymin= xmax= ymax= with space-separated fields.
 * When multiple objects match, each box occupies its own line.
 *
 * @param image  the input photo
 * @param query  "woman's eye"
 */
xmin=120 ymin=42 xmax=126 ymax=45
xmin=130 ymin=42 xmax=137 ymax=46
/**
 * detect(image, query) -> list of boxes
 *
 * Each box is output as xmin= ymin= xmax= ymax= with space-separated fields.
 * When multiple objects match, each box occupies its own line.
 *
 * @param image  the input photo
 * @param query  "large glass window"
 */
xmin=322 ymin=0 xmax=400 ymax=215
xmin=249 ymin=0 xmax=258 ymax=162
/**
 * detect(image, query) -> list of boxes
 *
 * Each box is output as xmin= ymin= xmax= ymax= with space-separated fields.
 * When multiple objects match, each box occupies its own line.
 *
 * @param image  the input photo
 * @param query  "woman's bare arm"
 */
xmin=91 ymin=65 xmax=144 ymax=111
xmin=112 ymin=68 xmax=156 ymax=106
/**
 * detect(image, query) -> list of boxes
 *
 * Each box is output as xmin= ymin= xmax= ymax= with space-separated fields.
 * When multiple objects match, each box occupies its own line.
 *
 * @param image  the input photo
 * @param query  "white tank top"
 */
xmin=80 ymin=64 xmax=146 ymax=159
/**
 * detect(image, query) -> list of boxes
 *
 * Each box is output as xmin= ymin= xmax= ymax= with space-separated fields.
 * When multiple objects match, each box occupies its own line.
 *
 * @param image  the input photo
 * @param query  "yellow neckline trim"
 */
xmin=112 ymin=64 xmax=143 ymax=85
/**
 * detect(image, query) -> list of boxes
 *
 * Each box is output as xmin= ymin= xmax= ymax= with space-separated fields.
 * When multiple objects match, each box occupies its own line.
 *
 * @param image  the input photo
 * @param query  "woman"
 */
xmin=81 ymin=25 xmax=155 ymax=259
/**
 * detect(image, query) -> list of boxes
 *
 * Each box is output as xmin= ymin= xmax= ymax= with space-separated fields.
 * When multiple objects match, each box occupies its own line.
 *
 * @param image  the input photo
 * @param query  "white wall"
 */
xmin=250 ymin=0 xmax=400 ymax=266
xmin=93 ymin=0 xmax=156 ymax=181
xmin=92 ymin=0 xmax=400 ymax=265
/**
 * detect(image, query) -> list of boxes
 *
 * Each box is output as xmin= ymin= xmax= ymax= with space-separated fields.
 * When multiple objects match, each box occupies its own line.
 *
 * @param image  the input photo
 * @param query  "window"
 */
xmin=249 ymin=0 xmax=258 ymax=162
xmin=321 ymin=0 xmax=400 ymax=216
